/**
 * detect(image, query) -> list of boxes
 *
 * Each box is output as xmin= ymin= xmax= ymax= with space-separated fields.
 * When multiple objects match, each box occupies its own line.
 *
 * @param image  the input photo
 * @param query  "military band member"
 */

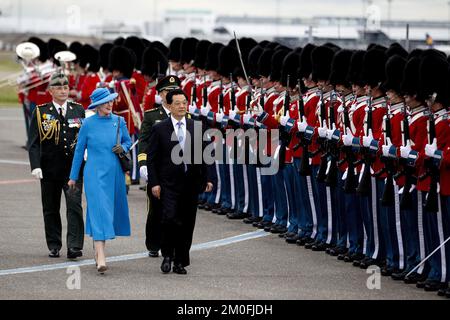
xmin=28 ymin=72 xmax=85 ymax=259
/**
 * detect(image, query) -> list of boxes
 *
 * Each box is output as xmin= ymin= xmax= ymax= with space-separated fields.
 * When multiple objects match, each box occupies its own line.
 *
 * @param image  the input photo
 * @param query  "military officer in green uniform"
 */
xmin=138 ymin=75 xmax=181 ymax=257
xmin=28 ymin=72 xmax=85 ymax=259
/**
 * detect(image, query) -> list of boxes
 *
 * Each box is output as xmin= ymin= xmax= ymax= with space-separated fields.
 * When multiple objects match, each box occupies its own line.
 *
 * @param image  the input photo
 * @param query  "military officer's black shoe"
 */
xmin=270 ymin=225 xmax=287 ymax=234
xmin=381 ymin=266 xmax=393 ymax=276
xmin=437 ymin=283 xmax=448 ymax=296
xmin=49 ymin=249 xmax=60 ymax=258
xmin=148 ymin=250 xmax=159 ymax=258
xmin=311 ymin=242 xmax=328 ymax=252
xmin=67 ymin=248 xmax=82 ymax=259
xmin=286 ymin=234 xmax=300 ymax=244
xmin=161 ymin=257 xmax=172 ymax=273
xmin=173 ymin=263 xmax=187 ymax=275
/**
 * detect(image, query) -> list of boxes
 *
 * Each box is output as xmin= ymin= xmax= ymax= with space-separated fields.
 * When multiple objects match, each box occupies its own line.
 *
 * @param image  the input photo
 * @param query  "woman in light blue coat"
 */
xmin=68 ymin=88 xmax=131 ymax=273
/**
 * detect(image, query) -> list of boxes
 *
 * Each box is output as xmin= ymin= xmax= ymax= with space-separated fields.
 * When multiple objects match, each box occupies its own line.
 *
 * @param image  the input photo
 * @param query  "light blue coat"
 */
xmin=70 ymin=113 xmax=132 ymax=241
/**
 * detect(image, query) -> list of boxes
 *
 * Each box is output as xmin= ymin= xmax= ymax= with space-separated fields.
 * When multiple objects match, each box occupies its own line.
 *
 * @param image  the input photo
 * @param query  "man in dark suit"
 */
xmin=138 ymin=75 xmax=181 ymax=258
xmin=147 ymin=89 xmax=214 ymax=274
xmin=28 ymin=72 xmax=85 ymax=259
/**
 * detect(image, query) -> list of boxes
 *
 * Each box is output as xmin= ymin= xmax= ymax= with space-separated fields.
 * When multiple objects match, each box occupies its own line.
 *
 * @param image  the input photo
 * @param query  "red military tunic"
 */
xmin=79 ymin=72 xmax=100 ymax=109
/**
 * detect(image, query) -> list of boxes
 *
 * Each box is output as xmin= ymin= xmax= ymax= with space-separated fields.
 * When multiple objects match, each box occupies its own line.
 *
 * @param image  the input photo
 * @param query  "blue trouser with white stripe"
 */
xmin=336 ymin=171 xmax=348 ymax=249
xmin=423 ymin=193 xmax=449 ymax=282
xmin=343 ymin=184 xmax=364 ymax=255
xmin=359 ymin=177 xmax=385 ymax=260
xmin=293 ymin=158 xmax=313 ymax=238
xmin=261 ymin=168 xmax=275 ymax=223
xmin=309 ymin=165 xmax=321 ymax=240
xmin=219 ymin=162 xmax=232 ymax=209
xmin=401 ymin=190 xmax=428 ymax=275
xmin=386 ymin=186 xmax=407 ymax=271
xmin=441 ymin=195 xmax=450 ymax=282
xmin=247 ymin=164 xmax=263 ymax=218
xmin=315 ymin=170 xmax=337 ymax=245
xmin=272 ymin=167 xmax=288 ymax=227
xmin=283 ymin=163 xmax=298 ymax=234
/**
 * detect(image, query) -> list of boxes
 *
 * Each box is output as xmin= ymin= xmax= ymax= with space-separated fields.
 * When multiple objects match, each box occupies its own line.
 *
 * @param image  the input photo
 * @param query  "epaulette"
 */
xmin=145 ymin=108 xmax=159 ymax=113
xmin=36 ymin=103 xmax=47 ymax=108
xmin=69 ymin=101 xmax=83 ymax=107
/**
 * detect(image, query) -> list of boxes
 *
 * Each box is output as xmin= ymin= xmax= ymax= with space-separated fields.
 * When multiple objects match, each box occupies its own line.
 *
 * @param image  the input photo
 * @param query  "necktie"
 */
xmin=177 ymin=121 xmax=184 ymax=149
xmin=177 ymin=121 xmax=187 ymax=172
xmin=59 ymin=107 xmax=64 ymax=120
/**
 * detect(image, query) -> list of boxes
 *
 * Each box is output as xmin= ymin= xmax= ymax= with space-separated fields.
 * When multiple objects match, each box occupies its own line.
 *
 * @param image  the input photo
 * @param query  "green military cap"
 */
xmin=155 ymin=75 xmax=181 ymax=92
xmin=49 ymin=72 xmax=69 ymax=87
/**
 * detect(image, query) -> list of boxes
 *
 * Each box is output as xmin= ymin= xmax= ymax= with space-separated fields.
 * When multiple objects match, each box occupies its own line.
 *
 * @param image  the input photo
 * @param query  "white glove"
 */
xmin=280 ymin=115 xmax=289 ymax=126
xmin=215 ymin=112 xmax=224 ymax=123
xmin=139 ymin=166 xmax=148 ymax=181
xmin=31 ymin=168 xmax=43 ymax=179
xmin=297 ymin=116 xmax=308 ymax=133
xmin=400 ymin=141 xmax=412 ymax=159
xmin=243 ymin=113 xmax=252 ymax=124
xmin=318 ymin=127 xmax=328 ymax=138
xmin=425 ymin=138 xmax=440 ymax=158
xmin=155 ymin=95 xmax=162 ymax=104
xmin=362 ymin=129 xmax=372 ymax=147
xmin=229 ymin=109 xmax=237 ymax=120
xmin=188 ymin=104 xmax=198 ymax=115
xmin=326 ymin=128 xmax=334 ymax=140
xmin=200 ymin=105 xmax=210 ymax=117
xmin=382 ymin=145 xmax=391 ymax=157
xmin=342 ymin=128 xmax=354 ymax=146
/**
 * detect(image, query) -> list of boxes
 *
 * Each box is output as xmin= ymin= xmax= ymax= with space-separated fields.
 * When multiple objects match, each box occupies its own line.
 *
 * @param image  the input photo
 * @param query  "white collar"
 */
xmin=171 ymin=115 xmax=186 ymax=128
xmin=52 ymin=100 xmax=67 ymax=111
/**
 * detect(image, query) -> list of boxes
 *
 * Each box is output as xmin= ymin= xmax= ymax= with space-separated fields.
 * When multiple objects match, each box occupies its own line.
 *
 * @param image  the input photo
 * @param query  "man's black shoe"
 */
xmin=305 ymin=240 xmax=319 ymax=250
xmin=437 ymin=283 xmax=448 ymax=296
xmin=243 ymin=216 xmax=261 ymax=224
xmin=148 ymin=250 xmax=159 ymax=258
xmin=329 ymin=247 xmax=347 ymax=257
xmin=286 ymin=234 xmax=300 ymax=244
xmin=381 ymin=266 xmax=393 ymax=277
xmin=424 ymin=280 xmax=446 ymax=292
xmin=67 ymin=248 xmax=82 ymax=259
xmin=404 ymin=272 xmax=426 ymax=284
xmin=359 ymin=258 xmax=383 ymax=269
xmin=270 ymin=225 xmax=287 ymax=234
xmin=445 ymin=287 xmax=450 ymax=298
xmin=227 ymin=212 xmax=250 ymax=219
xmin=257 ymin=221 xmax=273 ymax=229
xmin=161 ymin=257 xmax=172 ymax=273
xmin=173 ymin=263 xmax=187 ymax=275
xmin=49 ymin=249 xmax=60 ymax=258
xmin=311 ymin=242 xmax=329 ymax=252
xmin=296 ymin=237 xmax=306 ymax=246
xmin=391 ymin=270 xmax=408 ymax=281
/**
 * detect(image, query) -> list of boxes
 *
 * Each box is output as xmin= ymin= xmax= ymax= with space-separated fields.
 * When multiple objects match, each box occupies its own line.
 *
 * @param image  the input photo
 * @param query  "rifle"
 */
xmin=278 ymin=75 xmax=291 ymax=168
xmin=191 ymin=73 xmax=197 ymax=106
xmin=219 ymin=79 xmax=224 ymax=113
xmin=420 ymin=96 xmax=439 ymax=213
xmin=202 ymin=74 xmax=208 ymax=108
xmin=295 ymin=79 xmax=312 ymax=176
xmin=341 ymin=94 xmax=358 ymax=193
xmin=378 ymin=108 xmax=395 ymax=206
xmin=324 ymin=91 xmax=340 ymax=187
xmin=356 ymin=95 xmax=373 ymax=196
xmin=395 ymin=103 xmax=415 ymax=210
xmin=316 ymin=90 xmax=329 ymax=182
xmin=259 ymin=79 xmax=265 ymax=113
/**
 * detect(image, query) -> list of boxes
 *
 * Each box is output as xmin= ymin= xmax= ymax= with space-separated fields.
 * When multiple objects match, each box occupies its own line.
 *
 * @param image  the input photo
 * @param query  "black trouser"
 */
xmin=40 ymin=179 xmax=84 ymax=251
xmin=145 ymin=191 xmax=162 ymax=252
xmin=160 ymin=191 xmax=198 ymax=267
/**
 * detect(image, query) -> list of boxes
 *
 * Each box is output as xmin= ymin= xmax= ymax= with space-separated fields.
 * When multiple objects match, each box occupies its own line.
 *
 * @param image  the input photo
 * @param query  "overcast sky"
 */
xmin=1 ymin=0 xmax=449 ymax=22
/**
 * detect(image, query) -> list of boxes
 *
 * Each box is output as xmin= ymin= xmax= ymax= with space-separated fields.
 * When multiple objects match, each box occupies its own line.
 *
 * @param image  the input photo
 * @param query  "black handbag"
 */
xmin=116 ymin=117 xmax=132 ymax=172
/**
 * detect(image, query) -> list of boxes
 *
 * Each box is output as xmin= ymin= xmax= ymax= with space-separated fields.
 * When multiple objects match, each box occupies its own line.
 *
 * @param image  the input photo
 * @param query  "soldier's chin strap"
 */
xmin=406 ymin=235 xmax=450 ymax=278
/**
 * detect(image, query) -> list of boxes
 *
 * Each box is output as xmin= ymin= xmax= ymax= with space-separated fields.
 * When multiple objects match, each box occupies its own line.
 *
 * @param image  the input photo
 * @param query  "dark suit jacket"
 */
xmin=28 ymin=101 xmax=85 ymax=180
xmin=147 ymin=117 xmax=212 ymax=223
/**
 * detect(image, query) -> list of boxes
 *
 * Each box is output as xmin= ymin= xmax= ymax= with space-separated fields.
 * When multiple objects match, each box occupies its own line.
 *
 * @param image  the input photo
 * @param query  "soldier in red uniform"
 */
xmin=180 ymin=38 xmax=199 ymax=106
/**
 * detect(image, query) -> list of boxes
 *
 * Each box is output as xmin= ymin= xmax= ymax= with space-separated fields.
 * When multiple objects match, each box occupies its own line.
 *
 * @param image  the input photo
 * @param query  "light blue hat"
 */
xmin=87 ymin=87 xmax=118 ymax=110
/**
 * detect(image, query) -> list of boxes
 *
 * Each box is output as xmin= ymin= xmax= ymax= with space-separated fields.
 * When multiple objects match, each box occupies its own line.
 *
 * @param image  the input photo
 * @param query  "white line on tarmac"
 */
xmin=0 ymin=159 xmax=29 ymax=165
xmin=0 ymin=230 xmax=269 ymax=276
